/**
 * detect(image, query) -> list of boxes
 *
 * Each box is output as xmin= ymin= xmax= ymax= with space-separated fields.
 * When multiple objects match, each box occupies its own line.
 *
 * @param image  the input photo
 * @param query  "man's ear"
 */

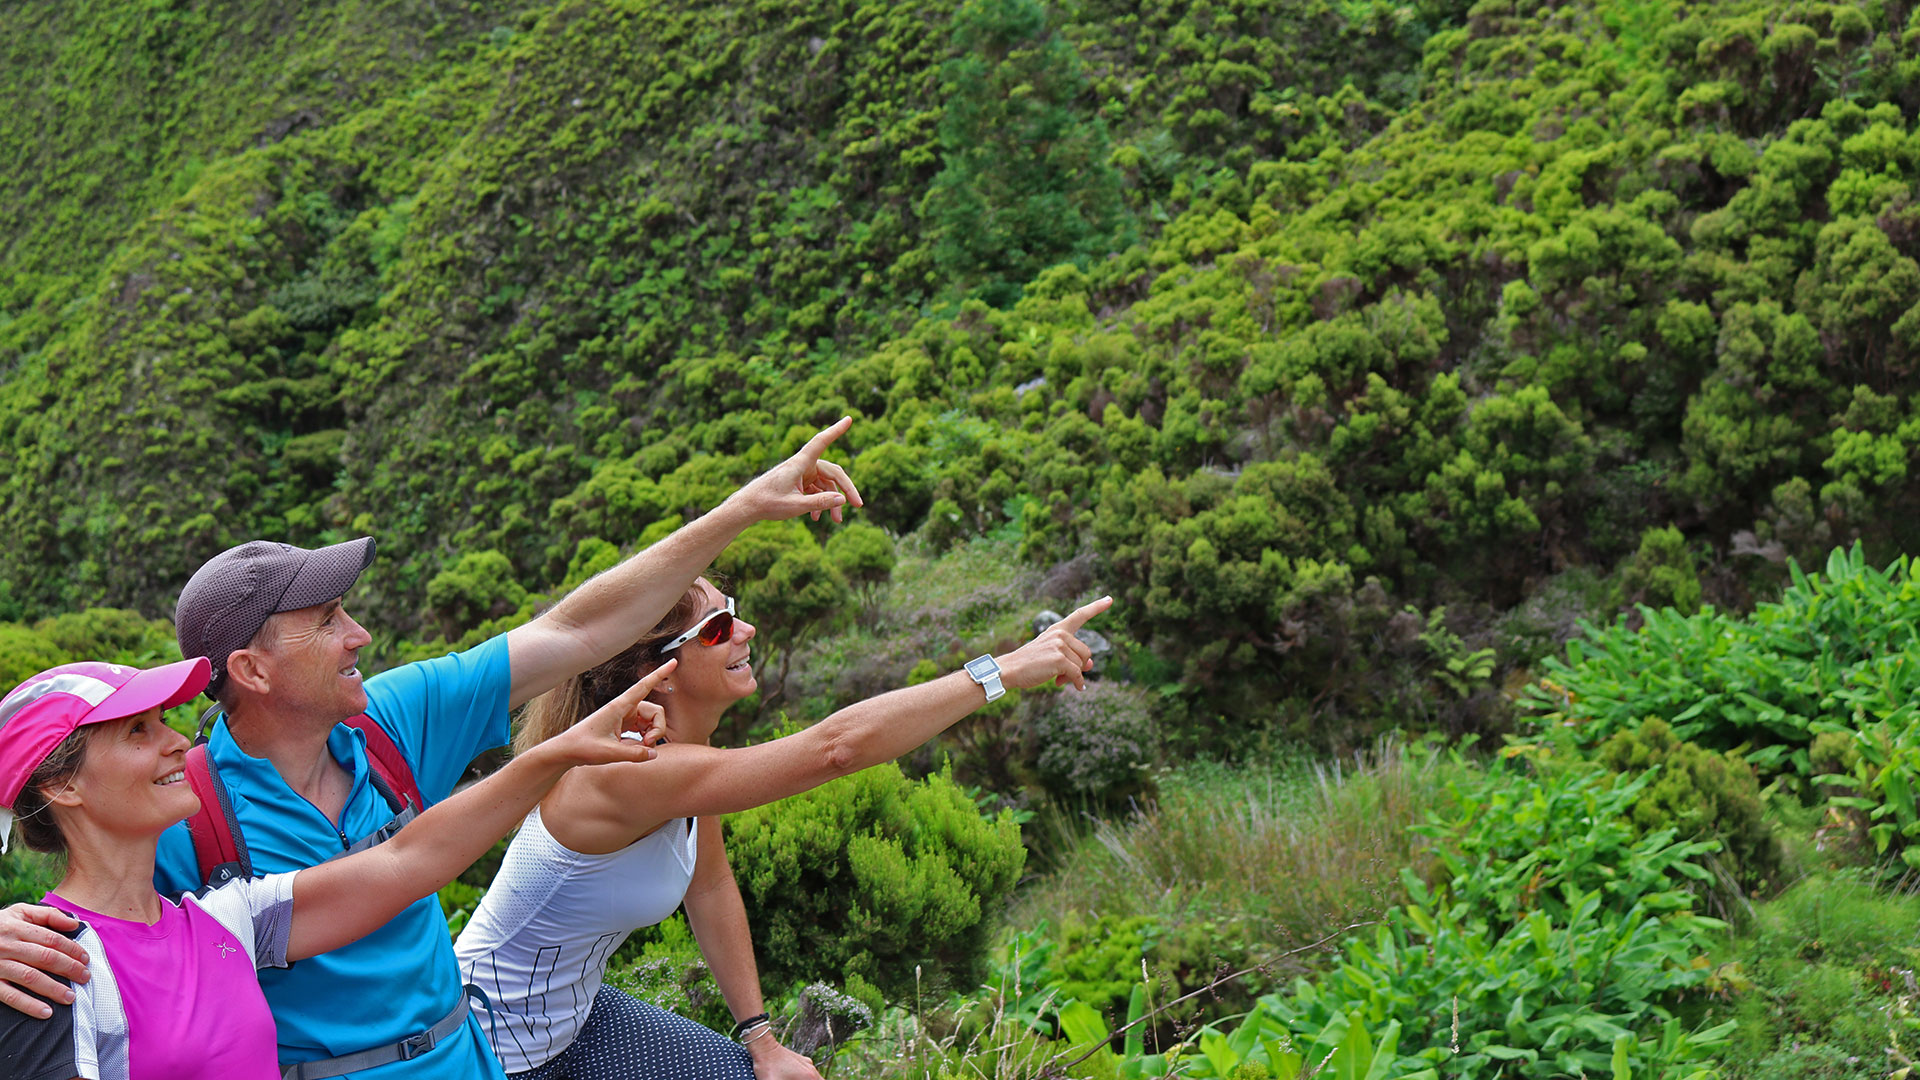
xmin=225 ymin=648 xmax=274 ymax=698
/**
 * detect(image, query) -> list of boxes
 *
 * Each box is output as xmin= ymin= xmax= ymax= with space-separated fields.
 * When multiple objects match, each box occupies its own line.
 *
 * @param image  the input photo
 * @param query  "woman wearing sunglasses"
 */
xmin=0 ymin=656 xmax=669 ymax=1080
xmin=454 ymin=578 xmax=1112 ymax=1080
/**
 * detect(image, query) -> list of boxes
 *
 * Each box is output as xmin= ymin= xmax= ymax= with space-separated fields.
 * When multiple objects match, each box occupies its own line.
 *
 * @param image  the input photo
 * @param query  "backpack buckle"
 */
xmin=396 ymin=1030 xmax=437 ymax=1061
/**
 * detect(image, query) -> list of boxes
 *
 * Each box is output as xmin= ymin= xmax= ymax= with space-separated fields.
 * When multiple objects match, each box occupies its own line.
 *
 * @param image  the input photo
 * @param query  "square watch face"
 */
xmin=965 ymin=655 xmax=999 ymax=680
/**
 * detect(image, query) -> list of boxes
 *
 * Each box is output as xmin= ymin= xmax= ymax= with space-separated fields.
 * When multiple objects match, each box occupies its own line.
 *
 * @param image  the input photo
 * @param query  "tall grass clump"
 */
xmin=1016 ymin=738 xmax=1458 ymax=950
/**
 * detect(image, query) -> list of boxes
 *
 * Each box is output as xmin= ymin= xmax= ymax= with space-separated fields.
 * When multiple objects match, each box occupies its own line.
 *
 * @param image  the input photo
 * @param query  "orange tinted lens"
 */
xmin=697 ymin=611 xmax=734 ymax=646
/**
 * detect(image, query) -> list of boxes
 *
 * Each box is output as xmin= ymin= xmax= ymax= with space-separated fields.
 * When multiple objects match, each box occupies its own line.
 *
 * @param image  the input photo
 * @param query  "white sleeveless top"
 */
xmin=454 ymin=805 xmax=699 ymax=1072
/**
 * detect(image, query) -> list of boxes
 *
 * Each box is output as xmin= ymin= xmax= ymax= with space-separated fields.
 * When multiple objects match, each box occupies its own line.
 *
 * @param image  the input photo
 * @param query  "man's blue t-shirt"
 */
xmin=153 ymin=635 xmax=514 ymax=1080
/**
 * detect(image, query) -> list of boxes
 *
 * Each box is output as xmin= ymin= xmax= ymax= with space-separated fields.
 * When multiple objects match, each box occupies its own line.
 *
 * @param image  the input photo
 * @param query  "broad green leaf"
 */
xmin=1226 ymin=1007 xmax=1265 ymax=1061
xmin=1885 ymin=768 xmax=1918 ymax=826
xmin=1332 ymin=1011 xmax=1374 ymax=1080
xmin=1264 ymin=1042 xmax=1303 ymax=1080
xmin=1058 ymin=1000 xmax=1108 ymax=1050
xmin=1124 ymin=983 xmax=1148 ymax=1059
xmin=1362 ymin=1020 xmax=1402 ymax=1080
xmin=1200 ymin=1029 xmax=1238 ymax=1078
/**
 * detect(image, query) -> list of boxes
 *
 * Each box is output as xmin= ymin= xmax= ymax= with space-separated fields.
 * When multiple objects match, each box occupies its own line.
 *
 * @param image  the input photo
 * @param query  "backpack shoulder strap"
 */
xmin=182 ymin=743 xmax=250 ymax=888
xmin=343 ymin=714 xmax=426 ymax=814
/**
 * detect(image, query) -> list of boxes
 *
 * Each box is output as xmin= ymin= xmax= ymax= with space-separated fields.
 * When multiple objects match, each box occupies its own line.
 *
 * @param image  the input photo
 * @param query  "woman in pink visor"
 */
xmin=0 ymin=654 xmax=673 ymax=1080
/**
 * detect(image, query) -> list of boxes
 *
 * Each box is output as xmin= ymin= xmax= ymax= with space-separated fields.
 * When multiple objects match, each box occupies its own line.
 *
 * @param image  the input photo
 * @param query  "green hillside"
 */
xmin=0 ymin=0 xmax=1438 ymax=626
xmin=8 ymin=0 xmax=1919 ymax=747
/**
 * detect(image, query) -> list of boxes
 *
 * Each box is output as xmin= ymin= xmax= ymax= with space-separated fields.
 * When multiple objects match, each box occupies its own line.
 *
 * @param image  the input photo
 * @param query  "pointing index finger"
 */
xmin=797 ymin=417 xmax=853 ymax=466
xmin=629 ymin=658 xmax=677 ymax=698
xmin=1057 ymin=595 xmax=1113 ymax=634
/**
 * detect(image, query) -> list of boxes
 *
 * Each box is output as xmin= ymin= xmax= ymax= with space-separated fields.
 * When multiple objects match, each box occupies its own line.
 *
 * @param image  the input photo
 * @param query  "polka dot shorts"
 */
xmin=512 ymin=985 xmax=757 ymax=1080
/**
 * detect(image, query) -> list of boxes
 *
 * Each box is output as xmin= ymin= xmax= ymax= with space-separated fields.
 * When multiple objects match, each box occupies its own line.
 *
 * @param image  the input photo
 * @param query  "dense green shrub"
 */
xmin=984 ymin=916 xmax=1157 ymax=1030
xmin=1184 ymin=756 xmax=1730 ymax=1079
xmin=1529 ymin=545 xmax=1920 ymax=875
xmin=1597 ymin=718 xmax=1780 ymax=896
xmin=723 ymin=761 xmax=1025 ymax=999
xmin=825 ymin=523 xmax=898 ymax=592
xmin=424 ymin=550 xmax=529 ymax=641
xmin=986 ymin=910 xmax=1267 ymax=1044
xmin=924 ymin=0 xmax=1131 ymax=307
xmin=1044 ymin=914 xmax=1159 ymax=1015
xmin=0 ymin=608 xmax=180 ymax=688
xmin=1622 ymin=526 xmax=1703 ymax=615
xmin=1528 ymin=545 xmax=1920 ymax=772
xmin=1027 ymin=681 xmax=1156 ymax=801
xmin=0 ymin=624 xmax=74 ymax=691
xmin=0 ymin=609 xmax=184 ymax=702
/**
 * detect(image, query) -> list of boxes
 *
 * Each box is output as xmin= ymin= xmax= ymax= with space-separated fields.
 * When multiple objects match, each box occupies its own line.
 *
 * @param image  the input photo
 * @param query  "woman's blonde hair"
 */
xmin=514 ymin=579 xmax=720 ymax=754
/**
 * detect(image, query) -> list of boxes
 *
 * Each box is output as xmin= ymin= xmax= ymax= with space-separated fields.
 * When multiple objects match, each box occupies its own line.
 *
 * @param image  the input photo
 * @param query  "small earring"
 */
xmin=663 ymin=685 xmax=675 ymax=694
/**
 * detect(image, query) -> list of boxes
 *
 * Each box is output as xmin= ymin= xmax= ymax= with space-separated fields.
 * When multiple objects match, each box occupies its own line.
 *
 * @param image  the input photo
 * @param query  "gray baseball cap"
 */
xmin=174 ymin=538 xmax=376 ymax=692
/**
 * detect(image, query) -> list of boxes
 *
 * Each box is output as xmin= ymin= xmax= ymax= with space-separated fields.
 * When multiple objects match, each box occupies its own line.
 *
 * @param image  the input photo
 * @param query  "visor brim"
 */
xmin=82 ymin=657 xmax=212 ymax=725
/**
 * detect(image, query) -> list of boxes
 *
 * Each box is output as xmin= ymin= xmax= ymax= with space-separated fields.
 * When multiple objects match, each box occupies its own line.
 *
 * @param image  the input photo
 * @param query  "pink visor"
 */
xmin=0 ymin=657 xmax=210 ymax=809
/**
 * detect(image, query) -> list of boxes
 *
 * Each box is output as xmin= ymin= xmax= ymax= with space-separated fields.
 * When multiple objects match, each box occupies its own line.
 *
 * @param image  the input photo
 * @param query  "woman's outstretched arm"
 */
xmin=562 ymin=597 xmax=1112 ymax=833
xmin=283 ymin=662 xmax=675 ymax=961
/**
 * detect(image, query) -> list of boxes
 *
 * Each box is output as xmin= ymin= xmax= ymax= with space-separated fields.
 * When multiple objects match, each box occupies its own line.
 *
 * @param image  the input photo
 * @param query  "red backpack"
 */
xmin=183 ymin=713 xmax=426 ymax=888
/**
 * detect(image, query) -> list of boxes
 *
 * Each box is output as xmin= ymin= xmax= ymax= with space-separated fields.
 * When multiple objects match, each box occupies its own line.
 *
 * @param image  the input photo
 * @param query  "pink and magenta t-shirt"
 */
xmin=0 ymin=873 xmax=295 ymax=1080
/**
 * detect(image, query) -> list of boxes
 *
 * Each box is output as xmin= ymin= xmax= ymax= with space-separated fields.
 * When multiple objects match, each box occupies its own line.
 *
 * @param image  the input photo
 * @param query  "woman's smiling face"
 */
xmin=655 ymin=579 xmax=758 ymax=734
xmin=55 ymin=708 xmax=197 ymax=838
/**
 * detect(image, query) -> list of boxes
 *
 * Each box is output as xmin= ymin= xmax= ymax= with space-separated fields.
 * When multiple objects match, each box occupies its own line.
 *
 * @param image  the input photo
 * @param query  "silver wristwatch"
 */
xmin=965 ymin=654 xmax=1005 ymax=702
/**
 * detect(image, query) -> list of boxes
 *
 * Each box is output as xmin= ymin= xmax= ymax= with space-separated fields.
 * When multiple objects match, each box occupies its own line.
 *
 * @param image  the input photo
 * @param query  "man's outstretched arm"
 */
xmin=503 ymin=417 xmax=862 ymax=708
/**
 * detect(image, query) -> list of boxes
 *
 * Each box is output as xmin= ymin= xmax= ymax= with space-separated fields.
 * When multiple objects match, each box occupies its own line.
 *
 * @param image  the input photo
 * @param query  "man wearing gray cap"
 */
xmin=0 ymin=419 xmax=862 ymax=1080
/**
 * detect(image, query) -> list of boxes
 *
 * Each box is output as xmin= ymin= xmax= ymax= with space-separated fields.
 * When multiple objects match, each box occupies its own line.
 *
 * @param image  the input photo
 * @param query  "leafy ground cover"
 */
xmin=1703 ymin=873 xmax=1920 ymax=1080
xmin=824 ymin=743 xmax=1740 ymax=1079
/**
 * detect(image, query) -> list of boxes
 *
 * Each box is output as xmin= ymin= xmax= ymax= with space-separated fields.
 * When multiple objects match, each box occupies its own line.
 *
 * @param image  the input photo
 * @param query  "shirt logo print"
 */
xmin=216 ymin=941 xmax=238 ymax=959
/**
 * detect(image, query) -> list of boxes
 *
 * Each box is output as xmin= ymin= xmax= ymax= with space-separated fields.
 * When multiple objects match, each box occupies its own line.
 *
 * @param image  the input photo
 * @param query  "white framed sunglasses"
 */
xmin=660 ymin=595 xmax=737 ymax=653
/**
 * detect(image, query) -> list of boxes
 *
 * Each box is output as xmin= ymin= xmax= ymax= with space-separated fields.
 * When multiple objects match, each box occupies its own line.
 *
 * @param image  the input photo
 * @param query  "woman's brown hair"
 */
xmin=12 ymin=728 xmax=89 ymax=854
xmin=513 ymin=579 xmax=720 ymax=755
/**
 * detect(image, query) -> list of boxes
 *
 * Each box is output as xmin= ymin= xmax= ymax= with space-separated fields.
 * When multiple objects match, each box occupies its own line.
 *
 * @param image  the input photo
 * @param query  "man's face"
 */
xmin=255 ymin=599 xmax=373 ymax=721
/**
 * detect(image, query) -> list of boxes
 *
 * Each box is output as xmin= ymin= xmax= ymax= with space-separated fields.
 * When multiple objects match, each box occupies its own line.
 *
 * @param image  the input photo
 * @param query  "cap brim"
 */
xmin=279 ymin=537 xmax=376 ymax=613
xmin=81 ymin=657 xmax=212 ymax=726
